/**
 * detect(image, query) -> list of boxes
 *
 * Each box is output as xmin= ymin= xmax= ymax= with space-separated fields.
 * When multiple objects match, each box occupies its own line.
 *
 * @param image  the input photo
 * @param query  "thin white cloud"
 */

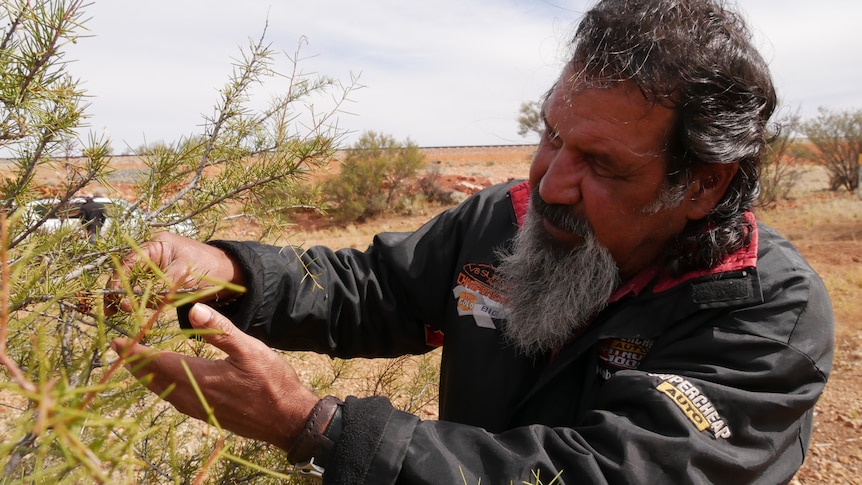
xmin=741 ymin=0 xmax=862 ymax=119
xmin=70 ymin=0 xmax=576 ymax=151
xmin=68 ymin=0 xmax=861 ymax=153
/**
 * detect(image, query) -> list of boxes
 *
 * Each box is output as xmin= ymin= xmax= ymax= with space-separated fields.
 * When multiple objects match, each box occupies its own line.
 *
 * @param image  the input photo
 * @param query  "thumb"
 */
xmin=187 ymin=303 xmax=262 ymax=357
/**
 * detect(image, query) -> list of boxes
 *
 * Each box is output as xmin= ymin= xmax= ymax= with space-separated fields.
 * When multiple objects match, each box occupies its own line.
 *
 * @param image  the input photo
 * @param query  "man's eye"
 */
xmin=544 ymin=129 xmax=562 ymax=147
xmin=584 ymin=156 xmax=619 ymax=179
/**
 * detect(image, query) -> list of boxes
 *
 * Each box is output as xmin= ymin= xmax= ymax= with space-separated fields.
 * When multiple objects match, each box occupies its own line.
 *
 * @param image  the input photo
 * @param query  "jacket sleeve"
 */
xmin=179 ymin=183 xmax=517 ymax=358
xmin=323 ymin=248 xmax=833 ymax=484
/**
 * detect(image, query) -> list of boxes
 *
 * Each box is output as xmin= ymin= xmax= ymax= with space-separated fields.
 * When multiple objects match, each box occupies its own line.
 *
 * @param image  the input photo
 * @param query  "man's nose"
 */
xmin=537 ymin=151 xmax=585 ymax=207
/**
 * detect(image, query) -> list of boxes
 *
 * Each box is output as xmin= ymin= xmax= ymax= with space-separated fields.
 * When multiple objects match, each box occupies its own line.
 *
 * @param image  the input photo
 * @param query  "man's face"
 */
xmin=528 ymin=67 xmax=694 ymax=280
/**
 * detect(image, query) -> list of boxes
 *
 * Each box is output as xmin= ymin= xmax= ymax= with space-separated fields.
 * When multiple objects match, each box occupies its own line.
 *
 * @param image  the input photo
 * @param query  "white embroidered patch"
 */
xmin=452 ymin=285 xmax=504 ymax=329
xmin=453 ymin=263 xmax=507 ymax=329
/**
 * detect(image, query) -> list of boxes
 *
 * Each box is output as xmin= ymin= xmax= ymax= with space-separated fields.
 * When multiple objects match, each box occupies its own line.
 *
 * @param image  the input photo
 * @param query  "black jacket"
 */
xmin=198 ymin=181 xmax=833 ymax=484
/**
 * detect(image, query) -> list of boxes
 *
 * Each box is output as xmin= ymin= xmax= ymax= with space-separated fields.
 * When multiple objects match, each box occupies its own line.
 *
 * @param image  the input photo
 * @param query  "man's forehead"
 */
xmin=546 ymin=69 xmax=658 ymax=114
xmin=542 ymin=76 xmax=676 ymax=166
xmin=545 ymin=81 xmax=673 ymax=131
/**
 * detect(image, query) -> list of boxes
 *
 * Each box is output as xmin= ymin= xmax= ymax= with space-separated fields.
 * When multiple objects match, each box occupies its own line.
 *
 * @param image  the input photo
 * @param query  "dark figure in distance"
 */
xmin=79 ymin=195 xmax=106 ymax=243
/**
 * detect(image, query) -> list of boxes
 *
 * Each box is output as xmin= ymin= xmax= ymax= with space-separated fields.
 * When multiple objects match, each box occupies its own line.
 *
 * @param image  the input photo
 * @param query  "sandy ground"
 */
xmin=5 ymin=145 xmax=860 ymax=483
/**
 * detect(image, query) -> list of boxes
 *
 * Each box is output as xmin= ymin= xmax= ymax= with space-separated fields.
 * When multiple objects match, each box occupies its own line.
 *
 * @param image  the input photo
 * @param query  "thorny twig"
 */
xmin=0 ymin=213 xmax=36 ymax=393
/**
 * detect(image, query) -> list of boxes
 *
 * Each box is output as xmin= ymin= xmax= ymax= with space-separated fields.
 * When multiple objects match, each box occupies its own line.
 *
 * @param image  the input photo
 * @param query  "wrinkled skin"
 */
xmin=110 ymin=303 xmax=319 ymax=450
xmin=106 ymin=231 xmax=245 ymax=314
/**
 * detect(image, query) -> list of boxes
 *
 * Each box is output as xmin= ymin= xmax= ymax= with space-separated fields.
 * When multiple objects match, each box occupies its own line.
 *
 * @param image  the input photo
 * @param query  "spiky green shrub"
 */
xmin=0 ymin=2 xmax=366 ymax=482
xmin=325 ymin=130 xmax=425 ymax=222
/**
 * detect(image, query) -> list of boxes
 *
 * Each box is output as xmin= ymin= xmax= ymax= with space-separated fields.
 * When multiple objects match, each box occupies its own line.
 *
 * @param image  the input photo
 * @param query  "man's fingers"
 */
xmin=110 ymin=337 xmax=160 ymax=374
xmin=111 ymin=337 xmax=208 ymax=418
xmin=104 ymin=254 xmax=138 ymax=315
xmin=104 ymin=243 xmax=155 ymax=315
xmin=111 ymin=337 xmax=153 ymax=361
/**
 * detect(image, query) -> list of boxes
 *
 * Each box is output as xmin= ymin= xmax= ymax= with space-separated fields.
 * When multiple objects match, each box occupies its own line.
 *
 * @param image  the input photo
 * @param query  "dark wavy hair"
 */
xmin=569 ymin=0 xmax=777 ymax=272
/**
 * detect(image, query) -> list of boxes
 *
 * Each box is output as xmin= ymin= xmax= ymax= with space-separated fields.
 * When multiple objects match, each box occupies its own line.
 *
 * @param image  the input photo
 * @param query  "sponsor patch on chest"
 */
xmin=595 ymin=338 xmax=653 ymax=380
xmin=452 ymin=263 xmax=506 ymax=329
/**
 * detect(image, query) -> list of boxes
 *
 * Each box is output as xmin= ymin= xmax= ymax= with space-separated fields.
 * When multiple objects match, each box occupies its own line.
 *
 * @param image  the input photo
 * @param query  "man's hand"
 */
xmin=110 ymin=303 xmax=319 ymax=450
xmin=106 ymin=232 xmax=245 ymax=314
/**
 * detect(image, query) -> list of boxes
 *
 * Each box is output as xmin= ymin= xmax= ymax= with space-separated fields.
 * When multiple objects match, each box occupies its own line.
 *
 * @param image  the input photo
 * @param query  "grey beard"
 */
xmin=497 ymin=200 xmax=620 ymax=358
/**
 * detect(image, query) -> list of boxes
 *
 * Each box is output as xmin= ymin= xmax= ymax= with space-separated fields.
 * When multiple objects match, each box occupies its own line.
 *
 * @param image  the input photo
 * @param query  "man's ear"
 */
xmin=685 ymin=162 xmax=739 ymax=221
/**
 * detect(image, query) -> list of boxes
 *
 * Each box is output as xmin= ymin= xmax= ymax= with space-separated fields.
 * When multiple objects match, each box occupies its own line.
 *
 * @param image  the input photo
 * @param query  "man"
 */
xmin=109 ymin=0 xmax=833 ymax=483
xmin=79 ymin=194 xmax=106 ymax=243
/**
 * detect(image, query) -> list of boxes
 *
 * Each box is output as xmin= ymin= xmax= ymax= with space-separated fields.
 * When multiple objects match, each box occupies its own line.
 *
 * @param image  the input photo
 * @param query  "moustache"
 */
xmin=530 ymin=190 xmax=593 ymax=238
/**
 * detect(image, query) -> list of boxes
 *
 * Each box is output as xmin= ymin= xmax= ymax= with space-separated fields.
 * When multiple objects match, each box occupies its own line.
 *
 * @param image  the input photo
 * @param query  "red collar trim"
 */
xmin=509 ymin=181 xmax=531 ymax=226
xmin=615 ymin=212 xmax=759 ymax=299
xmin=507 ymin=182 xmax=758 ymax=300
xmin=651 ymin=211 xmax=758 ymax=293
xmin=608 ymin=265 xmax=662 ymax=303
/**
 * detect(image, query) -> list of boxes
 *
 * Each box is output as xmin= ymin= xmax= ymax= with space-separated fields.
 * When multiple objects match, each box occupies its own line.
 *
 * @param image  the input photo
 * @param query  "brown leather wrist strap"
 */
xmin=286 ymin=395 xmax=344 ymax=468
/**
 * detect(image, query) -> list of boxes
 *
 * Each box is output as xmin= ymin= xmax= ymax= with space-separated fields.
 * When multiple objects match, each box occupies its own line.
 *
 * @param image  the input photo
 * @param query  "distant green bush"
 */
xmin=325 ymin=131 xmax=425 ymax=222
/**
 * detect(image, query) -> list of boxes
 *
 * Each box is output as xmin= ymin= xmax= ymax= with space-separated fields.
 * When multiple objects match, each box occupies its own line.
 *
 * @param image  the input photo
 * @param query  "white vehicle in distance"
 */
xmin=21 ymin=196 xmax=196 ymax=237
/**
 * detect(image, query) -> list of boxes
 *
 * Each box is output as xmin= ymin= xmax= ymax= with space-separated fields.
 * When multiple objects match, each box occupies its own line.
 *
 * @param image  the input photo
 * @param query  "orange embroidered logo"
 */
xmin=456 ymin=263 xmax=503 ymax=302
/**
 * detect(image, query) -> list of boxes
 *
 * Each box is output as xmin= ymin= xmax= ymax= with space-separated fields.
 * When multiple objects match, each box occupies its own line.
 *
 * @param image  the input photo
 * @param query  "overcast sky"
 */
xmin=69 ymin=0 xmax=862 ymax=153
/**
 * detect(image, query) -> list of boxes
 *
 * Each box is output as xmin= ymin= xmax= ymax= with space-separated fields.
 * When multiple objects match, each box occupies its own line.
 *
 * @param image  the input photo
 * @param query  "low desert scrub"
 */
xmin=324 ymin=131 xmax=426 ymax=222
xmin=754 ymin=175 xmax=862 ymax=330
xmin=757 ymin=111 xmax=803 ymax=208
